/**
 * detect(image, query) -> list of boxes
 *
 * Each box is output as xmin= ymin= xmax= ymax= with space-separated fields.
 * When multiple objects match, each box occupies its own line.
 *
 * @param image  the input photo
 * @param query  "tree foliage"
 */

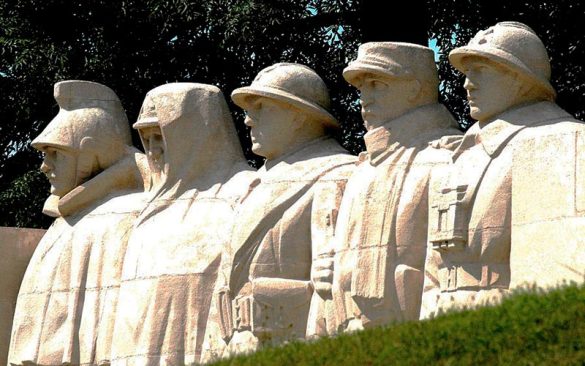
xmin=428 ymin=0 xmax=585 ymax=129
xmin=0 ymin=0 xmax=362 ymax=227
xmin=1 ymin=0 xmax=583 ymax=228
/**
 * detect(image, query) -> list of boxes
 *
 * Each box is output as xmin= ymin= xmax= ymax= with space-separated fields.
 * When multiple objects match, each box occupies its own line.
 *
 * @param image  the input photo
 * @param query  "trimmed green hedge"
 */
xmin=212 ymin=283 xmax=585 ymax=365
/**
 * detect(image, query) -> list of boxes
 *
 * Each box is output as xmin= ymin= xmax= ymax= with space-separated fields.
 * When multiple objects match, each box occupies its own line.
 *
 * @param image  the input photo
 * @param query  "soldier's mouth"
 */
xmin=361 ymin=107 xmax=373 ymax=115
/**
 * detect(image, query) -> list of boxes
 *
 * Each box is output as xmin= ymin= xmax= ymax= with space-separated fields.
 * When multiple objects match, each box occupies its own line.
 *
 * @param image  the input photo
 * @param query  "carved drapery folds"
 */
xmin=5 ymin=21 xmax=584 ymax=365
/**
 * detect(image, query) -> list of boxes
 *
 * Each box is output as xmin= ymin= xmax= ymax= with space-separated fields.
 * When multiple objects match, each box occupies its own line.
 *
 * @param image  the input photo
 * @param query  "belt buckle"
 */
xmin=234 ymin=296 xmax=252 ymax=331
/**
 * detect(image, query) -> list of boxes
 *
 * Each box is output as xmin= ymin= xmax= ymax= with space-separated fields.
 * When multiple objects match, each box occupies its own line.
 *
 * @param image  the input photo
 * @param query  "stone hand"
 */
xmin=311 ymin=254 xmax=335 ymax=298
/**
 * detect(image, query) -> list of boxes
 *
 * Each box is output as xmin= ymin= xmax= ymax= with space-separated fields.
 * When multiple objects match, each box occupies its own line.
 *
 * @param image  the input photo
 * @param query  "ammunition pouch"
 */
xmin=429 ymin=184 xmax=469 ymax=252
xmin=438 ymin=263 xmax=509 ymax=291
xmin=217 ymin=278 xmax=312 ymax=343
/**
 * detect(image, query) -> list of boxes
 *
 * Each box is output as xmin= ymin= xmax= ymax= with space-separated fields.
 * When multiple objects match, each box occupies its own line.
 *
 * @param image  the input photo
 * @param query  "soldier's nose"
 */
xmin=40 ymin=161 xmax=51 ymax=174
xmin=463 ymin=77 xmax=475 ymax=91
xmin=244 ymin=115 xmax=255 ymax=127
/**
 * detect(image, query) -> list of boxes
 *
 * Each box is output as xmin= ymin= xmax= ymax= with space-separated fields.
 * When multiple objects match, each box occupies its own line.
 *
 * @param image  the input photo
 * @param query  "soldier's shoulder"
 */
xmin=303 ymin=138 xmax=357 ymax=168
xmin=520 ymin=116 xmax=585 ymax=142
xmin=218 ymin=166 xmax=258 ymax=201
xmin=418 ymin=134 xmax=464 ymax=165
xmin=428 ymin=134 xmax=464 ymax=152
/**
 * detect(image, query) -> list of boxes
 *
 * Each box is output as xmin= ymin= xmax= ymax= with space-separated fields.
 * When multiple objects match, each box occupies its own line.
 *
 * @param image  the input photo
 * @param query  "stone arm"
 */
xmin=419 ymin=247 xmax=442 ymax=320
xmin=309 ymin=178 xmax=348 ymax=298
xmin=394 ymin=169 xmax=433 ymax=321
xmin=306 ymin=174 xmax=350 ymax=337
xmin=418 ymin=153 xmax=458 ymax=320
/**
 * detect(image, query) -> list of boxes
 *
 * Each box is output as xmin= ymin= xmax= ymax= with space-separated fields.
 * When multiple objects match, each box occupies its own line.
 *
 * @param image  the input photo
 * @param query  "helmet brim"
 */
xmin=342 ymin=62 xmax=403 ymax=87
xmin=231 ymin=86 xmax=339 ymax=129
xmin=31 ymin=114 xmax=76 ymax=152
xmin=132 ymin=118 xmax=159 ymax=130
xmin=449 ymin=46 xmax=556 ymax=100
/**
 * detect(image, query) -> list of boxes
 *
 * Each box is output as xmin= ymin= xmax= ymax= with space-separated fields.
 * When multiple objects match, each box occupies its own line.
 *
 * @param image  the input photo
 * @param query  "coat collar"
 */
xmin=260 ymin=136 xmax=331 ymax=172
xmin=452 ymin=102 xmax=571 ymax=160
xmin=363 ymin=103 xmax=456 ymax=166
xmin=42 ymin=149 xmax=146 ymax=217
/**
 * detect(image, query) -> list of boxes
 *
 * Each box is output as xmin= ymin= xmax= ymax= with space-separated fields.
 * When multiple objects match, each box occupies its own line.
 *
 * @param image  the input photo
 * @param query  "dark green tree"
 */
xmin=1 ymin=0 xmax=583 ymax=228
xmin=0 ymin=0 xmax=364 ymax=228
xmin=428 ymin=0 xmax=585 ymax=129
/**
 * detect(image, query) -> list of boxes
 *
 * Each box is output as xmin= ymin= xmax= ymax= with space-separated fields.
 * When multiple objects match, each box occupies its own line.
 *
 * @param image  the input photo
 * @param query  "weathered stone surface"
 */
xmin=319 ymin=42 xmax=461 ymax=335
xmin=421 ymin=22 xmax=585 ymax=318
xmin=8 ymin=81 xmax=147 ymax=366
xmin=509 ymin=125 xmax=585 ymax=289
xmin=0 ymin=227 xmax=45 ymax=366
xmin=5 ymin=20 xmax=585 ymax=364
xmin=201 ymin=63 xmax=356 ymax=361
xmin=110 ymin=83 xmax=253 ymax=366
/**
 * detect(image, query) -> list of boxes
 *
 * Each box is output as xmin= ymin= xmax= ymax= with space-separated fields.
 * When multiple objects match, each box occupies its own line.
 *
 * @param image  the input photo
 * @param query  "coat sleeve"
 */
xmin=306 ymin=166 xmax=351 ymax=337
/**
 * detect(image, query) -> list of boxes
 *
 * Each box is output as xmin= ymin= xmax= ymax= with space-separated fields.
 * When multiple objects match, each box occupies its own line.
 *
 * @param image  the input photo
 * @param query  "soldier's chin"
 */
xmin=469 ymin=106 xmax=483 ymax=121
xmin=361 ymin=110 xmax=370 ymax=123
xmin=251 ymin=142 xmax=264 ymax=156
xmin=363 ymin=116 xmax=382 ymax=131
xmin=50 ymin=184 xmax=72 ymax=198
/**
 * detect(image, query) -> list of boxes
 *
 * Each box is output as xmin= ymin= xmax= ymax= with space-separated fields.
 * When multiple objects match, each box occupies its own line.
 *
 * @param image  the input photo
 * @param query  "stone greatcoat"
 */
xmin=421 ymin=101 xmax=585 ymax=318
xmin=8 ymin=151 xmax=147 ymax=366
xmin=328 ymin=103 xmax=461 ymax=334
xmin=110 ymin=84 xmax=253 ymax=366
xmin=214 ymin=137 xmax=355 ymax=355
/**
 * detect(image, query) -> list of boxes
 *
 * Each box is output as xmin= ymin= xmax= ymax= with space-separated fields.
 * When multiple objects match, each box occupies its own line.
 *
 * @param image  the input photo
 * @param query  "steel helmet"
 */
xmin=231 ymin=63 xmax=338 ymax=128
xmin=449 ymin=21 xmax=556 ymax=100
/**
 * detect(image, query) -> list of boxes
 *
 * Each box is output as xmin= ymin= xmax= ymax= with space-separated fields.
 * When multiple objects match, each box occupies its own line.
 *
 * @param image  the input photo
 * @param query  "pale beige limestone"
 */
xmin=8 ymin=81 xmax=148 ymax=366
xmin=202 ymin=63 xmax=356 ymax=360
xmin=110 ymin=83 xmax=253 ymax=366
xmin=509 ymin=121 xmax=585 ymax=288
xmin=421 ymin=22 xmax=585 ymax=318
xmin=0 ymin=227 xmax=45 ymax=366
xmin=315 ymin=43 xmax=462 ymax=336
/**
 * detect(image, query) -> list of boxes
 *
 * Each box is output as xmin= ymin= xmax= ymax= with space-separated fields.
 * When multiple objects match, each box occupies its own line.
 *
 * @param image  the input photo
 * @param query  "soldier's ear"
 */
xmin=406 ymin=79 xmax=422 ymax=103
xmin=80 ymin=136 xmax=125 ymax=171
xmin=76 ymin=136 xmax=100 ymax=182
xmin=79 ymin=136 xmax=98 ymax=151
xmin=515 ymin=73 xmax=543 ymax=101
xmin=292 ymin=110 xmax=307 ymax=131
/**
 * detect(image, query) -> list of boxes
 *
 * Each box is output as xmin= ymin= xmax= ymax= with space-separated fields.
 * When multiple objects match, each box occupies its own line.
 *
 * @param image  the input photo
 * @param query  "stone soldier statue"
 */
xmin=312 ymin=43 xmax=461 ymax=335
xmin=421 ymin=22 xmax=585 ymax=318
xmin=212 ymin=63 xmax=356 ymax=357
xmin=110 ymin=83 xmax=253 ymax=365
xmin=9 ymin=81 xmax=148 ymax=365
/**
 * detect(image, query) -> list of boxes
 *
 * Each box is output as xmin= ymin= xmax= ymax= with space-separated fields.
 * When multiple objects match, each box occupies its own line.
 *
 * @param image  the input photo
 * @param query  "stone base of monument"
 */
xmin=0 ymin=227 xmax=45 ymax=366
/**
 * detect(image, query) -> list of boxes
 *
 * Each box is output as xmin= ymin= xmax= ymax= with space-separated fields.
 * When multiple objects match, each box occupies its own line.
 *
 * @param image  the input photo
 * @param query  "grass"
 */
xmin=211 ymin=283 xmax=585 ymax=365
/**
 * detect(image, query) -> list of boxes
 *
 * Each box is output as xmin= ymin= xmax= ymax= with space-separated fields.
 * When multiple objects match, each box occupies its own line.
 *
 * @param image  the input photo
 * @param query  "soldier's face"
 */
xmin=463 ymin=58 xmax=523 ymax=123
xmin=40 ymin=146 xmax=78 ymax=197
xmin=244 ymin=97 xmax=298 ymax=160
xmin=139 ymin=126 xmax=165 ymax=189
xmin=357 ymin=74 xmax=416 ymax=130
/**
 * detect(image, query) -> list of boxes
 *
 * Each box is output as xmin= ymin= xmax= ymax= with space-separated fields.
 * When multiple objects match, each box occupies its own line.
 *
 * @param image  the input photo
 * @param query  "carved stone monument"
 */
xmin=317 ymin=43 xmax=462 ymax=335
xmin=110 ymin=83 xmax=253 ymax=365
xmin=4 ymin=19 xmax=584 ymax=365
xmin=0 ymin=227 xmax=45 ymax=366
xmin=206 ymin=63 xmax=356 ymax=358
xmin=8 ymin=81 xmax=147 ymax=366
xmin=421 ymin=22 xmax=585 ymax=318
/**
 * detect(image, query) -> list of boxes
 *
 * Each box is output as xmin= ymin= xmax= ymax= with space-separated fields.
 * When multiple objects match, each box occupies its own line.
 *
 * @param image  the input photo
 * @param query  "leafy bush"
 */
xmin=213 ymin=283 xmax=585 ymax=365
